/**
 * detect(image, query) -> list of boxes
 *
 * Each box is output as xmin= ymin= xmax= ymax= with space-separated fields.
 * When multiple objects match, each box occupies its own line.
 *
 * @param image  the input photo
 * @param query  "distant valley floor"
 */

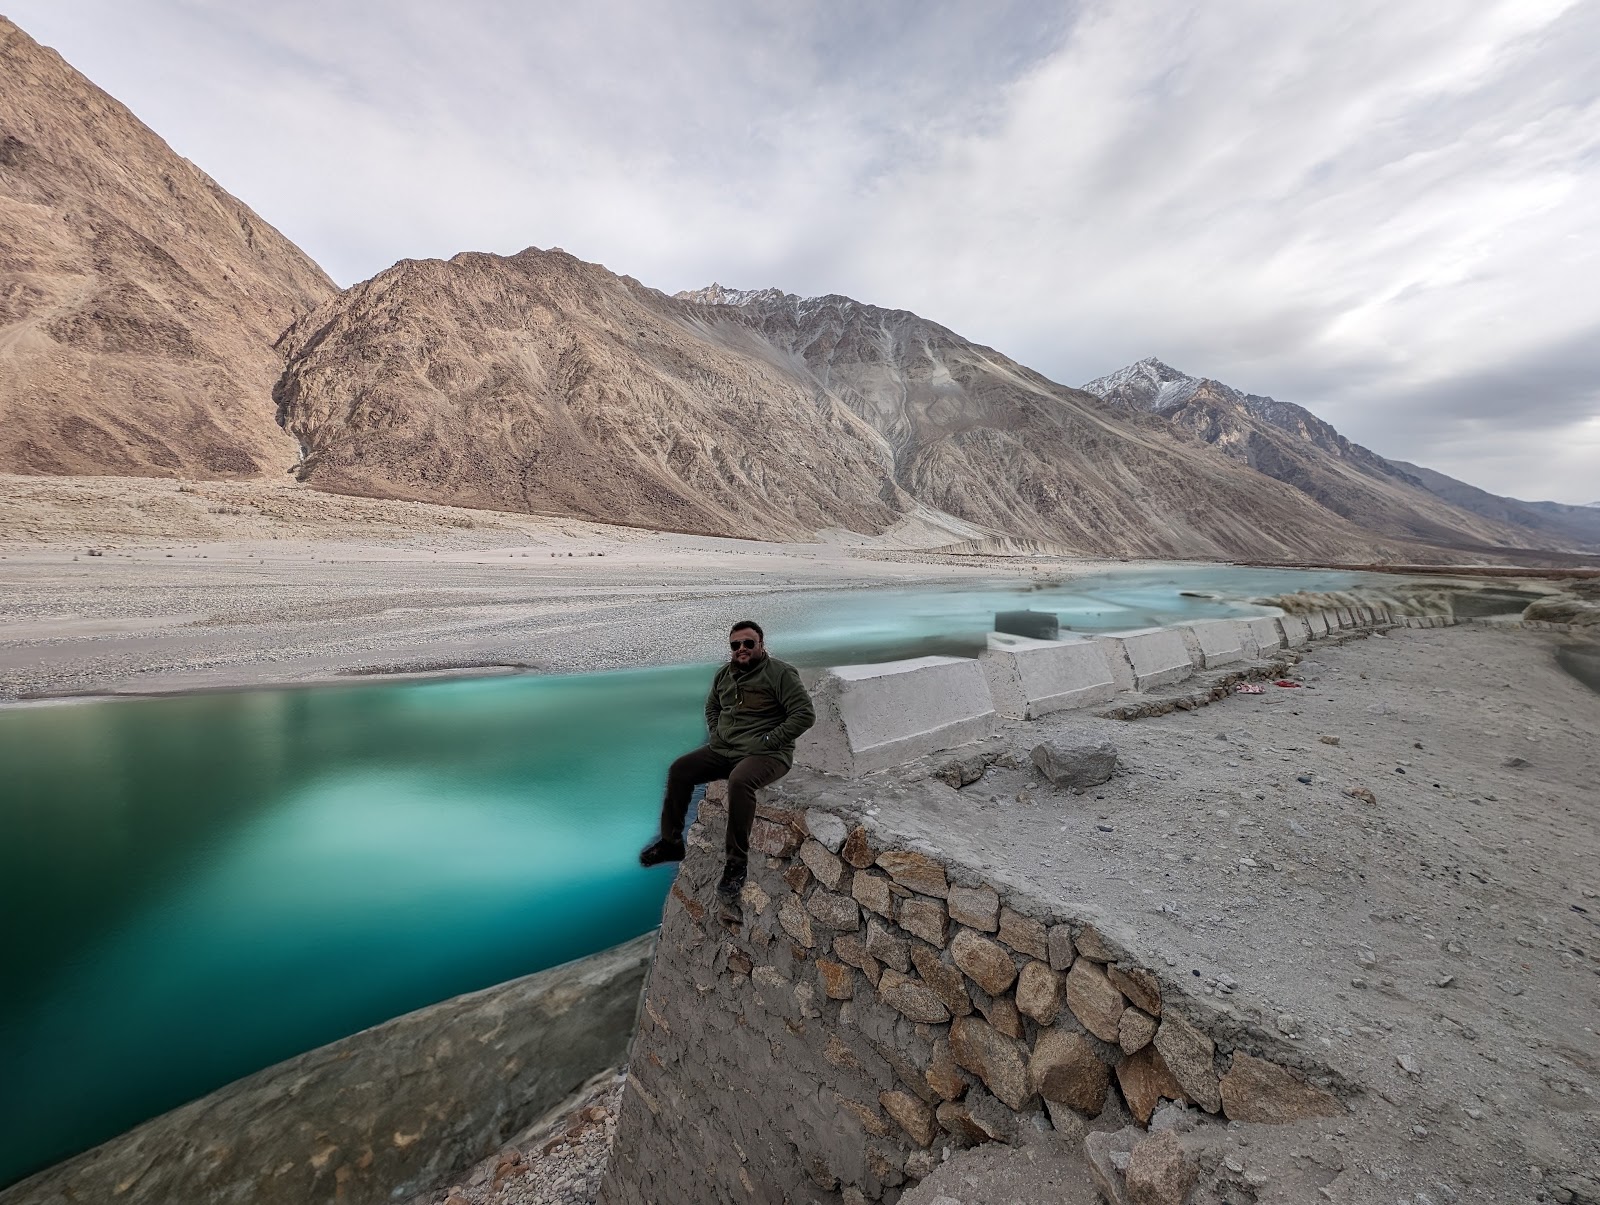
xmin=0 ymin=474 xmax=1090 ymax=702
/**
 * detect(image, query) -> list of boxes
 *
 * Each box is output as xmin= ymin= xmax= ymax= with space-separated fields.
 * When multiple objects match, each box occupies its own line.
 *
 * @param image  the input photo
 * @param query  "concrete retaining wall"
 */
xmin=1279 ymin=614 xmax=1311 ymax=647
xmin=979 ymin=634 xmax=1119 ymax=720
xmin=1175 ymin=620 xmax=1246 ymax=669
xmin=798 ymin=657 xmax=999 ymax=777
xmin=1096 ymin=628 xmax=1193 ymax=691
xmin=1238 ymin=616 xmax=1285 ymax=657
xmin=2 ymin=936 xmax=655 ymax=1205
xmin=794 ymin=600 xmax=1438 ymax=778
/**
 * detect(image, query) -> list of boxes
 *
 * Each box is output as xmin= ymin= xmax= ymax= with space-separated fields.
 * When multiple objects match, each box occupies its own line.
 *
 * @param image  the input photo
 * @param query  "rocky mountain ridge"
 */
xmin=0 ymin=17 xmax=337 ymax=480
xmin=1083 ymin=357 xmax=1596 ymax=552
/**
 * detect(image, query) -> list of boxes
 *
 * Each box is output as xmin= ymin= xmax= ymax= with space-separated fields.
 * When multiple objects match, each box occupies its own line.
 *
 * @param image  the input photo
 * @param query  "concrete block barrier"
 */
xmin=1333 ymin=607 xmax=1357 ymax=629
xmin=980 ymin=633 xmax=1120 ymax=719
xmin=796 ymin=656 xmax=999 ymax=777
xmin=1240 ymin=615 xmax=1286 ymax=656
xmin=1176 ymin=619 xmax=1247 ymax=669
xmin=1094 ymin=627 xmax=1193 ymax=692
xmin=1279 ymin=614 xmax=1312 ymax=647
xmin=1305 ymin=611 xmax=1331 ymax=638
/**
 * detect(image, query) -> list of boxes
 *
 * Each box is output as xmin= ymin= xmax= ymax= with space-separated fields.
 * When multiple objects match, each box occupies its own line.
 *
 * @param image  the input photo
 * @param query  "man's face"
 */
xmin=729 ymin=627 xmax=765 ymax=666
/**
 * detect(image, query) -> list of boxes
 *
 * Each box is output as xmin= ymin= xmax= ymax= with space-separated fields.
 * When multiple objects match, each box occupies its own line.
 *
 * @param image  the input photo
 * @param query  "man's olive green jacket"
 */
xmin=704 ymin=655 xmax=815 ymax=768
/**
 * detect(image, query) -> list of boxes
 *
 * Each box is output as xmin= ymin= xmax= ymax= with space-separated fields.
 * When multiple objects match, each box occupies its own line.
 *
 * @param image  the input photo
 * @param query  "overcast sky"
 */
xmin=12 ymin=0 xmax=1599 ymax=503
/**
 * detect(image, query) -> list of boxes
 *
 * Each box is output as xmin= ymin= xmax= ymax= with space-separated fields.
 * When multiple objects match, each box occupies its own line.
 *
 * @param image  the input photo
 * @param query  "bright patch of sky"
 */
xmin=11 ymin=0 xmax=1598 ymax=502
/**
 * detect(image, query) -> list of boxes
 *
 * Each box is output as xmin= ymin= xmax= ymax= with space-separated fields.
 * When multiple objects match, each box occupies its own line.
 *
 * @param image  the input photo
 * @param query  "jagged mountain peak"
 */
xmin=675 ymin=282 xmax=795 ymax=308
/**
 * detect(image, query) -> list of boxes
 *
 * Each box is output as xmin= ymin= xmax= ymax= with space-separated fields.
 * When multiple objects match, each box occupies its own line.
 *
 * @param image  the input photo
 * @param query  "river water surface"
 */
xmin=0 ymin=565 xmax=1375 ymax=1184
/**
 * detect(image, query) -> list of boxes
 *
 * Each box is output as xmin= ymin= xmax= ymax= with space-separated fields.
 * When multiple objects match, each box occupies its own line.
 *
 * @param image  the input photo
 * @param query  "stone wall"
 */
xmin=4 ymin=934 xmax=653 ymax=1205
xmin=598 ymin=807 xmax=1351 ymax=1205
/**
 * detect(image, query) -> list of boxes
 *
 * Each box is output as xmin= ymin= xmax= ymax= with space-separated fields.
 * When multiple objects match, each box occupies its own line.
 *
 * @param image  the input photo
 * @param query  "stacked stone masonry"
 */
xmin=598 ymin=812 xmax=1349 ymax=1205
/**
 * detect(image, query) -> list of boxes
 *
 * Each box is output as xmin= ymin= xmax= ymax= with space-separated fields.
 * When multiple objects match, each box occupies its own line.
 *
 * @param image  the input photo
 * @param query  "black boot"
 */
xmin=716 ymin=860 xmax=747 ymax=900
xmin=639 ymin=835 xmax=685 ymax=867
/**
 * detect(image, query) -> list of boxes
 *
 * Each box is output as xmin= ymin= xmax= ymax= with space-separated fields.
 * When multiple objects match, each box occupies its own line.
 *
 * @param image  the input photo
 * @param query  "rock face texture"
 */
xmin=0 ymin=17 xmax=336 ymax=479
xmin=676 ymin=287 xmax=1416 ymax=560
xmin=1083 ymin=357 xmax=1573 ymax=552
xmin=275 ymin=252 xmax=903 ymax=538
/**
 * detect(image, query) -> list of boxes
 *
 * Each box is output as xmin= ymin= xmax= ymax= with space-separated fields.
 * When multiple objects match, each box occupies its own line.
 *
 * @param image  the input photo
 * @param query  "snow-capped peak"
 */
xmin=1082 ymin=358 xmax=1206 ymax=413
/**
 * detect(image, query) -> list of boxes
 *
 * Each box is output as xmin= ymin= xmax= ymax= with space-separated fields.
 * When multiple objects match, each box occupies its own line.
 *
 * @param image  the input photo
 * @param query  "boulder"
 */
xmin=898 ymin=897 xmax=950 ymax=947
xmin=1065 ymin=959 xmax=1126 ymax=1042
xmin=878 ymin=968 xmax=951 ymax=1025
xmin=1031 ymin=739 xmax=1119 ymax=789
xmin=949 ymin=1016 xmax=1033 ymax=1111
xmin=880 ymin=1090 xmax=938 ymax=1147
xmin=1152 ymin=1014 xmax=1220 ymax=1113
xmin=1115 ymin=1045 xmax=1186 ymax=1125
xmin=1028 ymin=1028 xmax=1109 ymax=1114
xmin=851 ymin=870 xmax=895 ymax=917
xmin=1218 ymin=1052 xmax=1344 ymax=1123
xmin=951 ymin=929 xmax=1019 ymax=995
xmin=816 ymin=960 xmax=856 ymax=1000
xmin=947 ymin=884 xmax=1000 ymax=932
xmin=800 ymin=839 xmax=847 ymax=890
xmin=1015 ymin=961 xmax=1062 ymax=1025
xmin=997 ymin=908 xmax=1049 ymax=961
xmin=1125 ymin=1130 xmax=1198 ymax=1205
xmin=911 ymin=946 xmax=974 ymax=1018
xmin=806 ymin=889 xmax=861 ymax=931
xmin=804 ymin=809 xmax=849 ymax=853
xmin=1107 ymin=965 xmax=1162 ymax=1016
xmin=1118 ymin=1008 xmax=1158 ymax=1054
xmin=877 ymin=850 xmax=950 ymax=897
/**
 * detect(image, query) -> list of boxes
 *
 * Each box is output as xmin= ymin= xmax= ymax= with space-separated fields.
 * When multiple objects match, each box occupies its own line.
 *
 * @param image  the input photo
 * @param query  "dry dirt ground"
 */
xmin=767 ymin=621 xmax=1599 ymax=1204
xmin=0 ymin=474 xmax=1087 ymax=701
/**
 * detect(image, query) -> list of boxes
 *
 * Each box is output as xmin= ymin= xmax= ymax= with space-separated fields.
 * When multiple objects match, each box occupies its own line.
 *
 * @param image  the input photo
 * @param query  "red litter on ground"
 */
xmin=1274 ymin=680 xmax=1302 ymax=688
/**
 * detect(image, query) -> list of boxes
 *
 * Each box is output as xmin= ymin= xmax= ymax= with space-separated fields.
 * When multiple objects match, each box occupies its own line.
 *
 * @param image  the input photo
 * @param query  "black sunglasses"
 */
xmin=729 ymin=638 xmax=758 ymax=650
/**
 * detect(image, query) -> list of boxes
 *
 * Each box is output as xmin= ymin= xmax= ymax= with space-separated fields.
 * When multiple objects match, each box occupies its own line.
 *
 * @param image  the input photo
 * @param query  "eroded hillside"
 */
xmin=0 ymin=17 xmax=336 ymax=479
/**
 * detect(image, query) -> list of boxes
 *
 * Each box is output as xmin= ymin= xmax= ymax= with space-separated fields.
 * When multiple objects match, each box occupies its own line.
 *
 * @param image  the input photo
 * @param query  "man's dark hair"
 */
xmin=730 ymin=619 xmax=764 ymax=639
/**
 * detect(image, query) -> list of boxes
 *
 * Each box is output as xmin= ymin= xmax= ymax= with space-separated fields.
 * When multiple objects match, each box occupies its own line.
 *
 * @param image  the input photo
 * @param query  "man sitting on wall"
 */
xmin=639 ymin=620 xmax=815 ymax=902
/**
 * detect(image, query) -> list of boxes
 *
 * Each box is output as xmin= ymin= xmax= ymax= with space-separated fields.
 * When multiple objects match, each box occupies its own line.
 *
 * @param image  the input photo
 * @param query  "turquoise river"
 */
xmin=0 ymin=566 xmax=1377 ymax=1185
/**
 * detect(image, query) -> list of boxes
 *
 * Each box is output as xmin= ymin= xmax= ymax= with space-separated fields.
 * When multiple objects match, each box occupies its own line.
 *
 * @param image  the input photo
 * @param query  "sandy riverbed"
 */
xmin=0 ymin=474 xmax=1108 ymax=702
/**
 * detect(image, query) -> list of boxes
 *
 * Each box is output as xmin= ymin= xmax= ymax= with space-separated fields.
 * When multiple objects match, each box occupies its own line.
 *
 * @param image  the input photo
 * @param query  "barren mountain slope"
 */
xmin=1084 ymin=358 xmax=1551 ymax=550
xmin=678 ymin=287 xmax=1421 ymax=561
xmin=0 ymin=17 xmax=336 ymax=479
xmin=275 ymin=250 xmax=901 ymax=538
xmin=1389 ymin=458 xmax=1600 ymax=551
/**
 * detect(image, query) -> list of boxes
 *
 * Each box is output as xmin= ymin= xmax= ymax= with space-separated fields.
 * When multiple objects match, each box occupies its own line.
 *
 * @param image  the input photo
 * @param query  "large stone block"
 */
xmin=979 ymin=633 xmax=1120 ymax=719
xmin=1304 ymin=610 xmax=1331 ymax=637
xmin=795 ymin=656 xmax=999 ymax=777
xmin=1175 ymin=619 xmax=1246 ymax=669
xmin=1218 ymin=1052 xmax=1344 ymax=1123
xmin=1094 ymin=628 xmax=1193 ymax=692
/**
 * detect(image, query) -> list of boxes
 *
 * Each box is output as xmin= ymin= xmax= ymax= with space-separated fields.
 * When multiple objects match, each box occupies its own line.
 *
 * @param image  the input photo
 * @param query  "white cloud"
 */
xmin=8 ymin=0 xmax=1598 ymax=501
